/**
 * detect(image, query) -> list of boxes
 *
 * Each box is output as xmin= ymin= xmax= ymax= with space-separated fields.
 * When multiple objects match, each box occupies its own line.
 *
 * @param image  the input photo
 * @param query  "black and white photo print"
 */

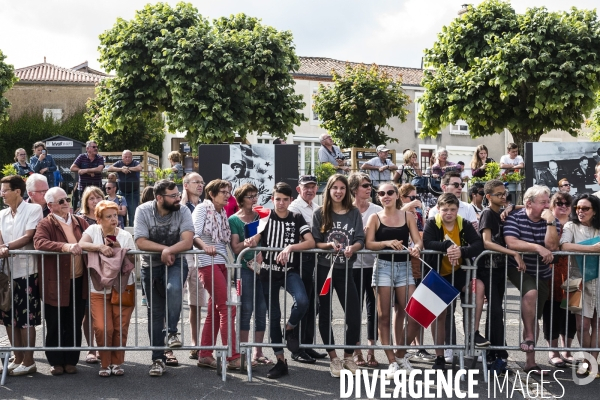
xmin=525 ymin=142 xmax=600 ymax=196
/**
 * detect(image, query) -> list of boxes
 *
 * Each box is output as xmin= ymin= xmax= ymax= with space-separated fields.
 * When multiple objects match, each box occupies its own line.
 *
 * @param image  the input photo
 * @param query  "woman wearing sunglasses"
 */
xmin=312 ymin=174 xmax=365 ymax=377
xmin=543 ymin=193 xmax=576 ymax=368
xmin=365 ymin=182 xmax=423 ymax=377
xmin=559 ymin=193 xmax=600 ymax=375
xmin=558 ymin=179 xmax=571 ymax=194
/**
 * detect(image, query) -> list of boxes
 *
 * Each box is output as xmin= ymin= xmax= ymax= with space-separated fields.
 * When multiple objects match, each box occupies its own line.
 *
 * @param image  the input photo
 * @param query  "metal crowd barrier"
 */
xmin=473 ymin=250 xmax=600 ymax=383
xmin=234 ymin=248 xmax=477 ymax=382
xmin=0 ymin=249 xmax=234 ymax=384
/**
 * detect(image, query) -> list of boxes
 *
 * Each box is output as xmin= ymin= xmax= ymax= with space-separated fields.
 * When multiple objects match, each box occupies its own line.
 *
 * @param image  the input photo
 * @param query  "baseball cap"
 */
xmin=376 ymin=145 xmax=390 ymax=152
xmin=298 ymin=175 xmax=318 ymax=185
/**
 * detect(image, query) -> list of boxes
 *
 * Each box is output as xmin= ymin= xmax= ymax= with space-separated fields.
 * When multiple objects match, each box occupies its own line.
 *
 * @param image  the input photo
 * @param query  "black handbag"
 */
xmin=0 ymin=259 xmax=12 ymax=312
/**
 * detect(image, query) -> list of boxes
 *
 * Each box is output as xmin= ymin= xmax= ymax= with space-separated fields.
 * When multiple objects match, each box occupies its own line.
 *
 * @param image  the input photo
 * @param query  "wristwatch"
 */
xmin=546 ymin=221 xmax=556 ymax=226
xmin=2 ymin=243 xmax=8 ymax=249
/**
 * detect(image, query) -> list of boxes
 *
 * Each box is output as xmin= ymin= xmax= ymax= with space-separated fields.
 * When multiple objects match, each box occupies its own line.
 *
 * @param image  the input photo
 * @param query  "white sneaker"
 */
xmin=385 ymin=362 xmax=400 ymax=379
xmin=444 ymin=349 xmax=454 ymax=363
xmin=149 ymin=360 xmax=166 ymax=376
xmin=167 ymin=333 xmax=182 ymax=348
xmin=330 ymin=358 xmax=344 ymax=378
xmin=343 ymin=357 xmax=358 ymax=373
xmin=395 ymin=355 xmax=414 ymax=372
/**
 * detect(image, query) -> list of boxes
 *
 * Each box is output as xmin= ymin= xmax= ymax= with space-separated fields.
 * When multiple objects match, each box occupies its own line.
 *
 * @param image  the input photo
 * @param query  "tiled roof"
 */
xmin=295 ymin=56 xmax=423 ymax=86
xmin=15 ymin=63 xmax=106 ymax=85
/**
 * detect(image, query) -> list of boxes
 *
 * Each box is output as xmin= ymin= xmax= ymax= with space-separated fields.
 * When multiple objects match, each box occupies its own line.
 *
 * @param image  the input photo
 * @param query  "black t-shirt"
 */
xmin=259 ymin=211 xmax=310 ymax=282
xmin=477 ymin=207 xmax=505 ymax=268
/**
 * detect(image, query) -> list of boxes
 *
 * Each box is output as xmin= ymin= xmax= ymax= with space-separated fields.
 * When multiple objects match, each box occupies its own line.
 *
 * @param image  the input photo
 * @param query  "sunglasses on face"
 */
xmin=360 ymin=183 xmax=372 ymax=189
xmin=402 ymin=195 xmax=417 ymax=201
xmin=576 ymin=206 xmax=592 ymax=212
xmin=561 ymin=183 xmax=571 ymax=187
xmin=449 ymin=182 xmax=466 ymax=188
xmin=477 ymin=191 xmax=485 ymax=196
xmin=51 ymin=198 xmax=71 ymax=205
xmin=555 ymin=201 xmax=571 ymax=208
xmin=377 ymin=190 xmax=396 ymax=197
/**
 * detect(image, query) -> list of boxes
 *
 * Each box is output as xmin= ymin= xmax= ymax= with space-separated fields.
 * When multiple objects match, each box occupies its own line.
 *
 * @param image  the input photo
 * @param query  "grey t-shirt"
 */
xmin=312 ymin=207 xmax=365 ymax=269
xmin=134 ymin=200 xmax=194 ymax=268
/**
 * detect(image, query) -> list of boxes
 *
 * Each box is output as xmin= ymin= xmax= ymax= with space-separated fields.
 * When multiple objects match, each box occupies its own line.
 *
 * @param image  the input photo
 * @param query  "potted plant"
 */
xmin=470 ymin=161 xmax=501 ymax=184
xmin=501 ymin=169 xmax=525 ymax=192
xmin=314 ymin=163 xmax=337 ymax=194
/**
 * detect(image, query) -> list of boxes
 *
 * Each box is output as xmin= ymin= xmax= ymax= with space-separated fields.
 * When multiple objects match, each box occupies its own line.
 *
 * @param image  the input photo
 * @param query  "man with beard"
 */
xmin=134 ymin=180 xmax=194 ymax=377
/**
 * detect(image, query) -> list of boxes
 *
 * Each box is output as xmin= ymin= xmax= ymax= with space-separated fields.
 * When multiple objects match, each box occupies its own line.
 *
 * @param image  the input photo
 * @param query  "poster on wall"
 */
xmin=525 ymin=142 xmax=600 ymax=196
xmin=197 ymin=144 xmax=299 ymax=208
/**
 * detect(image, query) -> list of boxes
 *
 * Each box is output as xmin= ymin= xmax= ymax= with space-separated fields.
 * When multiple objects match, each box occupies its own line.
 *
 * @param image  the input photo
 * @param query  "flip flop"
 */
xmin=353 ymin=353 xmax=367 ymax=367
xmin=523 ymin=365 xmax=549 ymax=377
xmin=519 ymin=340 xmax=535 ymax=353
xmin=253 ymin=356 xmax=274 ymax=365
xmin=560 ymin=354 xmax=574 ymax=364
xmin=549 ymin=358 xmax=567 ymax=368
xmin=86 ymin=353 xmax=99 ymax=364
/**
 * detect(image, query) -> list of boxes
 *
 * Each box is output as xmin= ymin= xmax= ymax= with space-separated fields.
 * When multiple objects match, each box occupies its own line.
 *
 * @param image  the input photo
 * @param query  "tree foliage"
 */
xmin=85 ymin=81 xmax=165 ymax=156
xmin=95 ymin=2 xmax=305 ymax=145
xmin=419 ymin=0 xmax=600 ymax=152
xmin=0 ymin=49 xmax=17 ymax=126
xmin=313 ymin=64 xmax=410 ymax=148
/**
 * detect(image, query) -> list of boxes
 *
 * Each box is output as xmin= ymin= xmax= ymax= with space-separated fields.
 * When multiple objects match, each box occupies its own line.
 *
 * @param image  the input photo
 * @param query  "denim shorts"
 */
xmin=372 ymin=259 xmax=415 ymax=288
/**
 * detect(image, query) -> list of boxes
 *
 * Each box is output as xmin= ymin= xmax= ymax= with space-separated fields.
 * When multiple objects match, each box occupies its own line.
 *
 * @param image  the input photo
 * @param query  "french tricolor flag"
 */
xmin=405 ymin=269 xmax=460 ymax=329
xmin=320 ymin=263 xmax=334 ymax=296
xmin=244 ymin=206 xmax=271 ymax=237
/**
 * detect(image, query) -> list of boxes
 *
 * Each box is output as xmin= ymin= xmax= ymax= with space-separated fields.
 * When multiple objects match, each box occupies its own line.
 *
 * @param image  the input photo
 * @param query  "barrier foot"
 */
xmin=0 ymin=351 xmax=9 ymax=386
xmin=240 ymin=350 xmax=247 ymax=372
xmin=481 ymin=350 xmax=488 ymax=383
xmin=459 ymin=350 xmax=465 ymax=381
xmin=220 ymin=351 xmax=227 ymax=382
xmin=245 ymin=347 xmax=253 ymax=382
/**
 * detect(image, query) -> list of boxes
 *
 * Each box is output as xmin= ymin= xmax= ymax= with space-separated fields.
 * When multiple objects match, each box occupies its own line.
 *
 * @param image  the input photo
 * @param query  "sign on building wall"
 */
xmin=46 ymin=140 xmax=74 ymax=147
xmin=198 ymin=144 xmax=299 ymax=208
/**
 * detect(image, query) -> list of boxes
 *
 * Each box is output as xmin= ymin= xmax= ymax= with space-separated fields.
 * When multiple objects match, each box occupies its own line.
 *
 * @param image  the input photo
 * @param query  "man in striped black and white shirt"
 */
xmin=245 ymin=182 xmax=315 ymax=379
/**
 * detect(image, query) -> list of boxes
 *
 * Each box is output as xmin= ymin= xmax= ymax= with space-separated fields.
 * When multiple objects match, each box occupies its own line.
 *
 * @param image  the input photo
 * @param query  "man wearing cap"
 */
xmin=361 ymin=145 xmax=398 ymax=188
xmin=288 ymin=175 xmax=327 ymax=362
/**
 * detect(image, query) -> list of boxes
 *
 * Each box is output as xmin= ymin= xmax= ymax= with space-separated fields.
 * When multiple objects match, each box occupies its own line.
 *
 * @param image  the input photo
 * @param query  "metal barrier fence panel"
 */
xmin=0 ymin=249 xmax=234 ymax=385
xmin=234 ymin=248 xmax=477 ymax=382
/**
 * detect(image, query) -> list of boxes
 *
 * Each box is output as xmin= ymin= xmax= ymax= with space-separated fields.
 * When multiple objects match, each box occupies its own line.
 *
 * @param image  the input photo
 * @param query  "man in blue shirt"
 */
xmin=108 ymin=150 xmax=142 ymax=226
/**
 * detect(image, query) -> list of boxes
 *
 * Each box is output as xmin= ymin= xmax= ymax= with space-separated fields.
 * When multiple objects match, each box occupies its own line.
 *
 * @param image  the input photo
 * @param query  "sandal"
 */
xmin=197 ymin=356 xmax=217 ymax=369
xmin=548 ymin=358 xmax=567 ymax=368
xmin=86 ymin=353 xmax=99 ymax=364
xmin=253 ymin=356 xmax=274 ymax=365
xmin=366 ymin=353 xmax=379 ymax=368
xmin=98 ymin=367 xmax=111 ymax=377
xmin=520 ymin=340 xmax=535 ymax=353
xmin=353 ymin=353 xmax=367 ymax=367
xmin=227 ymin=357 xmax=242 ymax=370
xmin=164 ymin=350 xmax=178 ymax=366
xmin=111 ymin=364 xmax=125 ymax=376
xmin=189 ymin=350 xmax=198 ymax=360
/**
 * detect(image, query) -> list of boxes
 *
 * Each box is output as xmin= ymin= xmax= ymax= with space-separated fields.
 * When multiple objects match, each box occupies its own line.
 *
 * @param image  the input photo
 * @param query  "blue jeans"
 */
xmin=124 ymin=190 xmax=139 ymax=227
xmin=262 ymin=272 xmax=308 ymax=355
xmin=240 ymin=267 xmax=266 ymax=332
xmin=141 ymin=258 xmax=188 ymax=361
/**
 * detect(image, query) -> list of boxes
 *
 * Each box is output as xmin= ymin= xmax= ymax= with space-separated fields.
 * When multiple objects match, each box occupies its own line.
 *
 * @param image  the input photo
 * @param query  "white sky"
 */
xmin=0 ymin=0 xmax=598 ymax=72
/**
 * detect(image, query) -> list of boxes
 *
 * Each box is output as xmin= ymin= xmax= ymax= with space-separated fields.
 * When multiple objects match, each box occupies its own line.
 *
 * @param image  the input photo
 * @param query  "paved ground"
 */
xmin=1 ymin=284 xmax=599 ymax=399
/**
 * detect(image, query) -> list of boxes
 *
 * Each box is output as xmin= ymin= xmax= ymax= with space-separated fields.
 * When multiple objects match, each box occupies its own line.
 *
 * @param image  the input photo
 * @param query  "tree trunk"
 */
xmin=510 ymin=131 xmax=543 ymax=160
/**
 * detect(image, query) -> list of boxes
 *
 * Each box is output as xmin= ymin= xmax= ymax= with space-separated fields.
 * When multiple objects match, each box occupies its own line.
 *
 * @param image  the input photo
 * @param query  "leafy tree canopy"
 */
xmin=96 ymin=2 xmax=305 ymax=145
xmin=85 ymin=81 xmax=165 ymax=156
xmin=313 ymin=64 xmax=410 ymax=148
xmin=0 ymin=49 xmax=17 ymax=126
xmin=419 ymin=0 xmax=600 ymax=152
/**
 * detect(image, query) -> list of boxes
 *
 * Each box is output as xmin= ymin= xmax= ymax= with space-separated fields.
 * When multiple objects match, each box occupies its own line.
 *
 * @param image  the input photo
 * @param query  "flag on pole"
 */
xmin=405 ymin=269 xmax=460 ymax=329
xmin=320 ymin=263 xmax=334 ymax=296
xmin=244 ymin=206 xmax=271 ymax=237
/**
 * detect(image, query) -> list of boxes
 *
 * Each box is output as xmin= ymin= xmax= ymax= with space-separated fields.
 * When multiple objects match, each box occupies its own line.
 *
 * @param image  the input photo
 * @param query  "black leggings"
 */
xmin=317 ymin=266 xmax=361 ymax=355
xmin=353 ymin=268 xmax=377 ymax=341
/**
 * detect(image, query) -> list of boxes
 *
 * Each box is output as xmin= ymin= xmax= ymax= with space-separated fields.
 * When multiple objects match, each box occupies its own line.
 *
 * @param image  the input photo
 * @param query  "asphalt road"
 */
xmin=1 ymin=284 xmax=599 ymax=399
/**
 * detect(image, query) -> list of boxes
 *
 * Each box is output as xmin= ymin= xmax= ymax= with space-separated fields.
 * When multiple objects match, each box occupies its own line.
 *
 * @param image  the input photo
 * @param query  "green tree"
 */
xmin=0 ymin=49 xmax=17 ymax=126
xmin=419 ymin=0 xmax=600 ymax=153
xmin=95 ymin=2 xmax=305 ymax=145
xmin=313 ymin=64 xmax=410 ymax=148
xmin=85 ymin=82 xmax=165 ymax=156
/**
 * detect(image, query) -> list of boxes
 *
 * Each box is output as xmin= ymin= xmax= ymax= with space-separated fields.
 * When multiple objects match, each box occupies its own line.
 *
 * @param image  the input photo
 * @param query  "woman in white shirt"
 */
xmin=79 ymin=200 xmax=136 ymax=377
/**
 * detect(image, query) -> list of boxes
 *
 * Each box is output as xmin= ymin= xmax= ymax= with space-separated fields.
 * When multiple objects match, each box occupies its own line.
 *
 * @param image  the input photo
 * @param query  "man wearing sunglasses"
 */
xmin=70 ymin=141 xmax=105 ymax=207
xmin=428 ymin=172 xmax=478 ymax=227
xmin=504 ymin=185 xmax=560 ymax=375
xmin=134 ymin=179 xmax=194 ymax=376
xmin=288 ymin=175 xmax=328 ymax=362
